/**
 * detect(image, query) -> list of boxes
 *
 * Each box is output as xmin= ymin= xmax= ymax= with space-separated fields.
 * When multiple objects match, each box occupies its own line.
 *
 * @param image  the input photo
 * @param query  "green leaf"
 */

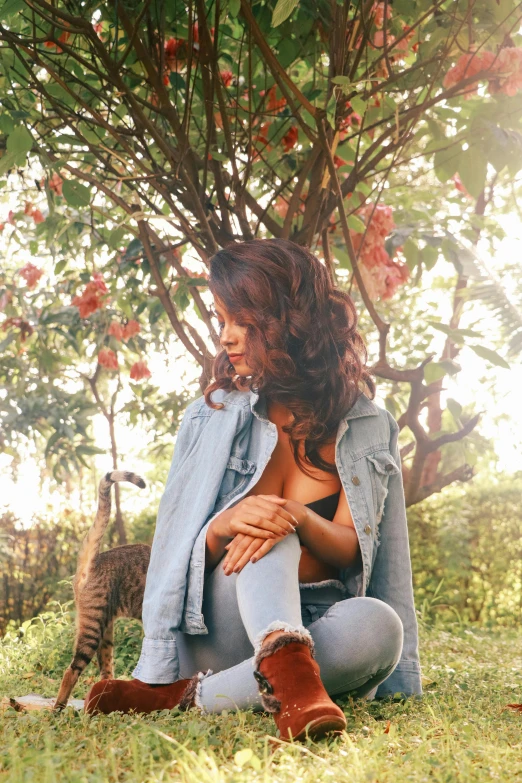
xmin=229 ymin=0 xmax=241 ymax=16
xmin=424 ymin=362 xmax=447 ymax=385
xmin=350 ymin=96 xmax=367 ymax=116
xmin=0 ymin=150 xmax=17 ymax=176
xmin=54 ymin=259 xmax=67 ymax=275
xmin=346 ymin=214 xmax=365 ymax=233
xmin=446 ymin=398 xmax=462 ymax=423
xmin=458 ymin=148 xmax=487 ymax=199
xmin=469 ymin=345 xmax=510 ymax=369
xmin=403 ymin=239 xmax=419 ymax=271
xmin=209 ymin=150 xmax=228 ymax=161
xmin=6 ymin=126 xmax=33 ymax=157
xmin=439 ymin=359 xmax=461 ymax=376
xmin=0 ymin=114 xmax=15 ymax=134
xmin=420 ymin=244 xmax=438 ymax=271
xmin=1 ymin=0 xmax=25 ymax=20
xmin=271 ymin=0 xmax=299 ymax=27
xmin=333 ymin=245 xmax=351 ymax=269
xmin=109 ymin=227 xmax=126 ymax=249
xmin=62 ymin=180 xmax=91 ymax=208
xmin=331 ymin=75 xmax=352 ymax=86
xmin=433 ymin=144 xmax=460 ymax=183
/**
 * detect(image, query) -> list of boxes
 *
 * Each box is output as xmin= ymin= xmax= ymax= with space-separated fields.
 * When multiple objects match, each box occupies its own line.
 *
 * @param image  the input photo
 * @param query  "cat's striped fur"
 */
xmin=54 ymin=471 xmax=150 ymax=710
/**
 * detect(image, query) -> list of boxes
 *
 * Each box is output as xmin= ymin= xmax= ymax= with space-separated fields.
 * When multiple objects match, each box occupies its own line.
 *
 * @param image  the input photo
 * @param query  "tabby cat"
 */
xmin=54 ymin=471 xmax=150 ymax=710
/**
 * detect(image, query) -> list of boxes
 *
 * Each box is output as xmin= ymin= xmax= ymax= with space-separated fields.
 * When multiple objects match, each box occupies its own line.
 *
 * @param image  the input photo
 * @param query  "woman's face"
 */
xmin=213 ymin=296 xmax=253 ymax=375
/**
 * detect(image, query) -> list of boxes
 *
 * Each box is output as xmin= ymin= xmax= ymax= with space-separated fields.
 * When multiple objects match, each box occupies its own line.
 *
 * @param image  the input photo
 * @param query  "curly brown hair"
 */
xmin=204 ymin=238 xmax=375 ymax=479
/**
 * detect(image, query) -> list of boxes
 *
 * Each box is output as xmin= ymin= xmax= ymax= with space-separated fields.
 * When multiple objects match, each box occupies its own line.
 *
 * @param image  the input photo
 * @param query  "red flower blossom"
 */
xmin=92 ymin=273 xmax=108 ymax=294
xmin=48 ymin=172 xmax=64 ymax=196
xmin=72 ymin=275 xmax=108 ymax=318
xmin=282 ymin=126 xmax=298 ymax=153
xmin=19 ymin=262 xmax=44 ymax=289
xmin=32 ymin=209 xmax=45 ymax=224
xmin=98 ymin=348 xmax=118 ymax=370
xmin=44 ymin=29 xmax=71 ymax=53
xmin=108 ymin=322 xmax=124 ymax=340
xmin=221 ymin=70 xmax=233 ymax=87
xmin=130 ymin=360 xmax=151 ymax=381
xmin=3 ymin=316 xmax=33 ymax=342
xmin=23 ymin=203 xmax=46 ymax=224
xmin=122 ymin=319 xmax=140 ymax=341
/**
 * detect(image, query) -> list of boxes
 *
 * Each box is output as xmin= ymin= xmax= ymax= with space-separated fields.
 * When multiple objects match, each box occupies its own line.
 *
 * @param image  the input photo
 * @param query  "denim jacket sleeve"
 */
xmin=368 ymin=412 xmax=423 ymax=699
xmin=132 ymin=399 xmax=205 ymax=684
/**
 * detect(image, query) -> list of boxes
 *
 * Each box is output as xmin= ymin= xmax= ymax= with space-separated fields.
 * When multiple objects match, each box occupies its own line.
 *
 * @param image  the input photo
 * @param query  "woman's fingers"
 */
xmin=232 ymin=538 xmax=265 ymax=573
xmin=223 ymin=534 xmax=259 ymax=574
xmin=253 ymin=496 xmax=299 ymax=526
xmin=231 ymin=507 xmax=296 ymax=537
xmin=250 ymin=536 xmax=280 ymax=563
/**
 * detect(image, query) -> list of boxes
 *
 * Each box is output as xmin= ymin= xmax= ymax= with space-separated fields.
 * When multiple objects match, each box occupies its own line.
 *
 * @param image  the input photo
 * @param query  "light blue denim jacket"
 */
xmin=133 ymin=387 xmax=422 ymax=698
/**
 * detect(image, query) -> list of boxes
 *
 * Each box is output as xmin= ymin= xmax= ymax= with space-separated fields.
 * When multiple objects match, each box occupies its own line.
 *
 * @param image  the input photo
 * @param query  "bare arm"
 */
xmin=222 ymin=492 xmax=361 ymax=573
xmin=291 ymin=490 xmax=361 ymax=570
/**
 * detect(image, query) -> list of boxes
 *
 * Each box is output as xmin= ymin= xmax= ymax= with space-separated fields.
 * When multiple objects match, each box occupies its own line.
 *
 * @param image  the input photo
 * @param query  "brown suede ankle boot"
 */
xmin=254 ymin=631 xmax=347 ymax=742
xmin=84 ymin=672 xmax=207 ymax=715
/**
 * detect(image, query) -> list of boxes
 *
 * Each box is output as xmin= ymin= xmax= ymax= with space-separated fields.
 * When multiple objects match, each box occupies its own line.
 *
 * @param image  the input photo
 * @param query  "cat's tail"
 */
xmin=75 ymin=471 xmax=146 ymax=590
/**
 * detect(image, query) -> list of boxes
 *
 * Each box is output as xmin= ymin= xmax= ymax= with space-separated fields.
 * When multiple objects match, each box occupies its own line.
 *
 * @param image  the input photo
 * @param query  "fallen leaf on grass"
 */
xmin=505 ymin=704 xmax=522 ymax=713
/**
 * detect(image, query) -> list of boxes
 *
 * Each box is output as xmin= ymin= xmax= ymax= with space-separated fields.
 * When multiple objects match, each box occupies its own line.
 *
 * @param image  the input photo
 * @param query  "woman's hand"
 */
xmin=221 ymin=498 xmax=312 ymax=574
xmin=222 ymin=532 xmax=282 ymax=575
xmin=211 ymin=494 xmax=298 ymax=541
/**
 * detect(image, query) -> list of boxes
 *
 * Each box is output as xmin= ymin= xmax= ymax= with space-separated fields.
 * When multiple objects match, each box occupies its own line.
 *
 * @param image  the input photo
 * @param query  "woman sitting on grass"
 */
xmin=85 ymin=238 xmax=422 ymax=741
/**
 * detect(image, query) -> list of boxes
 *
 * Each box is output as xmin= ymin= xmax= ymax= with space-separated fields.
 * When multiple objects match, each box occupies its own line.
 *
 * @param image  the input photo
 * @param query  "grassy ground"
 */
xmin=2 ymin=607 xmax=522 ymax=782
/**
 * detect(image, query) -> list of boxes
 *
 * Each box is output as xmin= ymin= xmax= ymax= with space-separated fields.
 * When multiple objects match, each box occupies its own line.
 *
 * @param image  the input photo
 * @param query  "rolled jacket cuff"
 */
xmin=131 ymin=638 xmax=180 ymax=684
xmin=374 ymin=659 xmax=423 ymax=699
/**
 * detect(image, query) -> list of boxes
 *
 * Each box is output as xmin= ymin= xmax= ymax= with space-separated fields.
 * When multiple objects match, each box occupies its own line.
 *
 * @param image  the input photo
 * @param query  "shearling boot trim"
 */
xmin=254 ymin=629 xmax=315 ymax=670
xmin=253 ymin=622 xmax=314 ymax=659
xmin=253 ymin=631 xmax=316 ymax=714
xmin=178 ymin=669 xmax=212 ymax=711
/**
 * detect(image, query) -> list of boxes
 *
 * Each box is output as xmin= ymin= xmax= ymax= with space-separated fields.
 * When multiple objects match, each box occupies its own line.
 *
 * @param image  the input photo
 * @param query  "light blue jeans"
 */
xmin=176 ymin=534 xmax=404 ymax=712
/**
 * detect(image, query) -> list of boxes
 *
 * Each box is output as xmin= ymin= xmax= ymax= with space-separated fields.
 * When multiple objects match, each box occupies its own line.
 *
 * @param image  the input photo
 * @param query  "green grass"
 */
xmin=2 ymin=606 xmax=522 ymax=782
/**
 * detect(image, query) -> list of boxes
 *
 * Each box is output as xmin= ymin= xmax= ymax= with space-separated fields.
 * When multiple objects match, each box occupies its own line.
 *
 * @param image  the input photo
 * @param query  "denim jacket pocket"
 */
xmin=366 ymin=450 xmax=400 ymax=525
xmin=217 ymin=455 xmax=257 ymax=503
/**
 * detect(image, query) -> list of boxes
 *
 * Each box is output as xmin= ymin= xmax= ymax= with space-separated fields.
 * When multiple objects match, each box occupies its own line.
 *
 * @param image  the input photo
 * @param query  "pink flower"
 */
xmin=371 ymin=2 xmax=392 ymax=28
xmin=443 ymin=51 xmax=498 ymax=97
xmin=489 ymin=47 xmax=522 ymax=97
xmin=19 ymin=262 xmax=44 ymax=289
xmin=130 ymin=360 xmax=151 ymax=380
xmin=98 ymin=348 xmax=118 ymax=370
xmin=349 ymin=202 xmax=409 ymax=300
xmin=122 ymin=319 xmax=140 ymax=341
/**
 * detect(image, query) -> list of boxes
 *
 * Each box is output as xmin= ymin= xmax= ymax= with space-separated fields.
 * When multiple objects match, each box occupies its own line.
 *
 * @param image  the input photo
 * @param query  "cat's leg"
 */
xmin=54 ymin=612 xmax=103 ymax=710
xmin=96 ymin=621 xmax=114 ymax=680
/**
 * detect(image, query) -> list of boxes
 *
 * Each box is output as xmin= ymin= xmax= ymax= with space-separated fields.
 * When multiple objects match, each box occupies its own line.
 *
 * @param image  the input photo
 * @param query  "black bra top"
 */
xmin=303 ymin=490 xmax=341 ymax=522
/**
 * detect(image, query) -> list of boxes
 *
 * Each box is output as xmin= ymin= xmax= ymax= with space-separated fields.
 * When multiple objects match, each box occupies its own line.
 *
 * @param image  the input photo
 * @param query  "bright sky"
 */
xmin=1 ymin=216 xmax=521 ymax=525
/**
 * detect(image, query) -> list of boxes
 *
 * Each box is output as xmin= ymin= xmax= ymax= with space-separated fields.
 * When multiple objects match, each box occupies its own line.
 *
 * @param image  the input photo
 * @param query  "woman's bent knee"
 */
xmin=355 ymin=597 xmax=403 ymax=664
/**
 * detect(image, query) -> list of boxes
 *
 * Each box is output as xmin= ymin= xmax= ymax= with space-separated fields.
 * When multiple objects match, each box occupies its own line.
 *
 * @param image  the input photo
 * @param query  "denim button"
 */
xmin=352 ymin=476 xmax=360 ymax=486
xmin=364 ymin=524 xmax=372 ymax=534
xmin=385 ymin=463 xmax=394 ymax=473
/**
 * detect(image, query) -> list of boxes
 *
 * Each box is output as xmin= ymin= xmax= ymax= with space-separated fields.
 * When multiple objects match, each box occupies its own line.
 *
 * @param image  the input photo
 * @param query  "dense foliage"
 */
xmin=1 ymin=0 xmax=522 ymax=513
